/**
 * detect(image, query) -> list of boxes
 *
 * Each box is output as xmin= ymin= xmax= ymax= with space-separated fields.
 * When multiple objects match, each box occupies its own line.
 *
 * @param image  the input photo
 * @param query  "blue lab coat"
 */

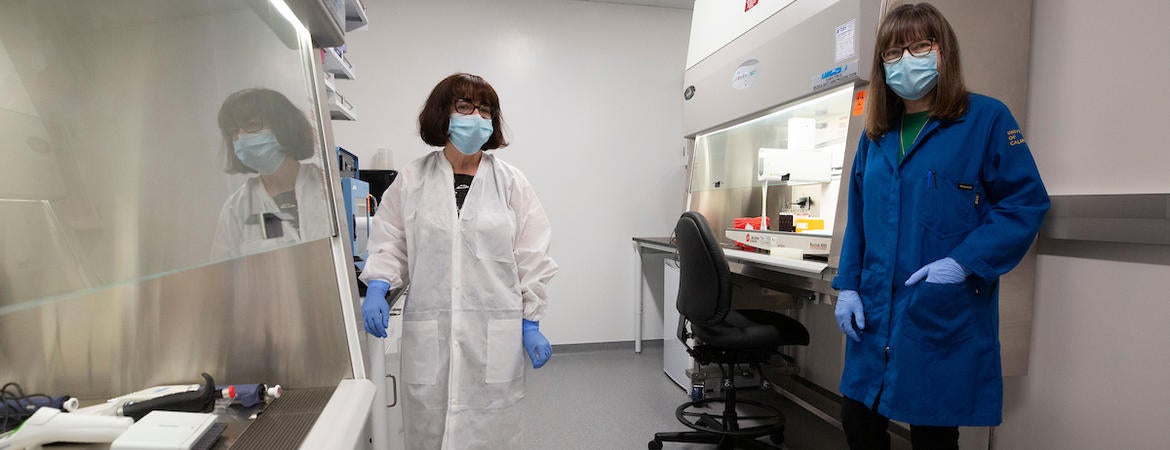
xmin=832 ymin=94 xmax=1049 ymax=426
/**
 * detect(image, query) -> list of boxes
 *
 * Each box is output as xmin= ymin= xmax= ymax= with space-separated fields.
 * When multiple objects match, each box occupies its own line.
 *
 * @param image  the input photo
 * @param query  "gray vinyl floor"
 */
xmin=521 ymin=341 xmax=848 ymax=450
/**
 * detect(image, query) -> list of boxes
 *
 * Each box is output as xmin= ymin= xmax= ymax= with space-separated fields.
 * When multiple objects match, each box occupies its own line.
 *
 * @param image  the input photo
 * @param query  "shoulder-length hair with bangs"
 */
xmin=418 ymin=73 xmax=508 ymax=150
xmin=217 ymin=88 xmax=316 ymax=174
xmin=865 ymin=2 xmax=968 ymax=140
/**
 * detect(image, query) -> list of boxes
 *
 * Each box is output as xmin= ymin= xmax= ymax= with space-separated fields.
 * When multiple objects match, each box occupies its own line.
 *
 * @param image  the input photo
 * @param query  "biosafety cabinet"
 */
xmin=0 ymin=0 xmax=378 ymax=448
xmin=681 ymin=0 xmax=1034 ymax=445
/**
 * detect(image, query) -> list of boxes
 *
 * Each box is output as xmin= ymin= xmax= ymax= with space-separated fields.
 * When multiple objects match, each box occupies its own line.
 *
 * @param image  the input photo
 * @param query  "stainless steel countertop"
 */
xmin=633 ymin=236 xmax=837 ymax=297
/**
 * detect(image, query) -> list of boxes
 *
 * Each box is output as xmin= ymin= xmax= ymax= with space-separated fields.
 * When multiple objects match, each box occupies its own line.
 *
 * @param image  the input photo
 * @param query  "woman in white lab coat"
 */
xmin=360 ymin=73 xmax=558 ymax=449
xmin=210 ymin=88 xmax=333 ymax=377
xmin=211 ymin=88 xmax=330 ymax=260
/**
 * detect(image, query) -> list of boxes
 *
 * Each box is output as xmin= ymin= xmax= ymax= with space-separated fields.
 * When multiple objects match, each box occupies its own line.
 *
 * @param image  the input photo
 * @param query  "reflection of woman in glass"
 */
xmin=212 ymin=88 xmax=328 ymax=259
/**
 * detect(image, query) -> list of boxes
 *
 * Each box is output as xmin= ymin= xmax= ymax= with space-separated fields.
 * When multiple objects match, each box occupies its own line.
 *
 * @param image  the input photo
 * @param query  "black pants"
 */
xmin=841 ymin=396 xmax=959 ymax=450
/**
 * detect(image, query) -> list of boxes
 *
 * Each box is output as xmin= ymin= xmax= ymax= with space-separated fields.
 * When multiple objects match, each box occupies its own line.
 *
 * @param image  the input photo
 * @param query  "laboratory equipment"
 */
xmin=0 ymin=407 xmax=133 ymax=450
xmin=724 ymin=228 xmax=830 ymax=259
xmin=756 ymin=148 xmax=832 ymax=183
xmin=359 ymin=169 xmax=398 ymax=213
xmin=110 ymin=411 xmax=224 ymax=450
xmin=216 ymin=384 xmax=281 ymax=408
xmin=1 ymin=396 xmax=78 ymax=417
xmin=119 ymin=373 xmax=218 ymax=421
xmin=337 ymin=147 xmax=370 ymax=258
xmin=0 ymin=1 xmax=375 ymax=447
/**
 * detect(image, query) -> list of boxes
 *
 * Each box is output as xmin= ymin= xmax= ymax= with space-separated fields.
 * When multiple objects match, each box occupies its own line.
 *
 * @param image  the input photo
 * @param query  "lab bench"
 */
xmin=631 ymin=236 xmax=837 ymax=353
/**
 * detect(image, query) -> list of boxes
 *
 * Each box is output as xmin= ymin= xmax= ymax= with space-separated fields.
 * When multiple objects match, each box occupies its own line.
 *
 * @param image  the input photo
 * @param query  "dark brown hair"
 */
xmin=865 ymin=2 xmax=968 ymax=140
xmin=217 ymin=88 xmax=316 ymax=173
xmin=418 ymin=73 xmax=508 ymax=150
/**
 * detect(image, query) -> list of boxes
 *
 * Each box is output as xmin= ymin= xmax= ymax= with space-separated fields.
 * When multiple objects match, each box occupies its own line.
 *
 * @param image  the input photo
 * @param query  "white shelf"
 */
xmin=328 ymin=90 xmax=357 ymax=121
xmin=323 ymin=48 xmax=355 ymax=80
xmin=344 ymin=0 xmax=368 ymax=32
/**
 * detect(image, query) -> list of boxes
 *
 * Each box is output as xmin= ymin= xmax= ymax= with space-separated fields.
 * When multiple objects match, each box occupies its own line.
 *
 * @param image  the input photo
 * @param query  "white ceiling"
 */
xmin=573 ymin=0 xmax=695 ymax=10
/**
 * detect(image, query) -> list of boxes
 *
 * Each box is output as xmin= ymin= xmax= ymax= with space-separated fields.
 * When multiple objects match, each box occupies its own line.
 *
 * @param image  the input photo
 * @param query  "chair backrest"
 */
xmin=674 ymin=211 xmax=732 ymax=327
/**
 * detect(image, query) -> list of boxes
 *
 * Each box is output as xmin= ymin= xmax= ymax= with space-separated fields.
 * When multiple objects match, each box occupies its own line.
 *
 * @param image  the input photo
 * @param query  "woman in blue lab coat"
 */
xmin=832 ymin=4 xmax=1049 ymax=449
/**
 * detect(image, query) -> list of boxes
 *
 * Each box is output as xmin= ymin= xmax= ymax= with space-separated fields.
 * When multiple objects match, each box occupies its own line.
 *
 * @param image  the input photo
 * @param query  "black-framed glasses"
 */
xmin=881 ymin=38 xmax=936 ymax=63
xmin=236 ymin=117 xmax=266 ymax=134
xmin=454 ymin=98 xmax=494 ymax=119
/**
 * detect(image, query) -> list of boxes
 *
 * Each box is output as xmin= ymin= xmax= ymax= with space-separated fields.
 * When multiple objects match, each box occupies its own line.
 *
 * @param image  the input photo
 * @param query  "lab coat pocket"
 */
xmin=485 ymin=319 xmax=524 ymax=383
xmin=919 ymin=174 xmax=983 ymax=239
xmin=463 ymin=211 xmax=516 ymax=263
xmin=402 ymin=320 xmax=441 ymax=385
xmin=905 ymin=281 xmax=974 ymax=347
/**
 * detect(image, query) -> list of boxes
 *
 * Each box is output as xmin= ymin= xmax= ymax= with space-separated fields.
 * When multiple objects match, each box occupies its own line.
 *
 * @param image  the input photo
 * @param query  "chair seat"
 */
xmin=691 ymin=310 xmax=781 ymax=349
xmin=691 ymin=309 xmax=810 ymax=350
xmin=736 ymin=309 xmax=811 ymax=347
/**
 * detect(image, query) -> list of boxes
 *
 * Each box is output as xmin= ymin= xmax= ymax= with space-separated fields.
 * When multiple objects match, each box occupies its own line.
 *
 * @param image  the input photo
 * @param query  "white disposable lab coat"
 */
xmin=211 ymin=163 xmax=331 ymax=260
xmin=361 ymin=151 xmax=557 ymax=450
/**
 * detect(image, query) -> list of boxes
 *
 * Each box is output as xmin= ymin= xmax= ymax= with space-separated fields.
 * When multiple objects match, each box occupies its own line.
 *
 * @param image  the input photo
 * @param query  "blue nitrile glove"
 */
xmin=522 ymin=319 xmax=551 ymax=369
xmin=834 ymin=290 xmax=865 ymax=342
xmin=362 ymin=280 xmax=391 ymax=338
xmin=905 ymin=257 xmax=970 ymax=286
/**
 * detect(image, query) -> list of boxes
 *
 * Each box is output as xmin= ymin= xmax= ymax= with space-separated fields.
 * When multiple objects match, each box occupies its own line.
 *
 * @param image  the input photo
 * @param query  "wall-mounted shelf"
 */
xmin=286 ymin=0 xmax=345 ymax=48
xmin=345 ymin=0 xmax=368 ymax=32
xmin=323 ymin=48 xmax=356 ymax=79
xmin=328 ymin=90 xmax=357 ymax=121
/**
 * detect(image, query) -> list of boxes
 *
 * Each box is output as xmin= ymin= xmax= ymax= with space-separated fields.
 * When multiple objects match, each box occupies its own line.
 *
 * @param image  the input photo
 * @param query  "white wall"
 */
xmin=332 ymin=0 xmax=692 ymax=344
xmin=994 ymin=1 xmax=1170 ymax=449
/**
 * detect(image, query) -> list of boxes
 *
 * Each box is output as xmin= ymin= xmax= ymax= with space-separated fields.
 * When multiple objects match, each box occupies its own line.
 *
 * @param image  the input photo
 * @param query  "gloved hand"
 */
xmin=362 ymin=280 xmax=391 ymax=338
xmin=522 ymin=319 xmax=551 ymax=369
xmin=905 ymin=257 xmax=970 ymax=286
xmin=834 ymin=290 xmax=865 ymax=342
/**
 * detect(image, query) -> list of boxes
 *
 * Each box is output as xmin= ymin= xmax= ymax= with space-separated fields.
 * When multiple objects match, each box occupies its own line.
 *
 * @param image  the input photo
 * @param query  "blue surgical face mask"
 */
xmin=884 ymin=50 xmax=939 ymax=101
xmin=234 ymin=129 xmax=286 ymax=175
xmin=447 ymin=113 xmax=493 ymax=155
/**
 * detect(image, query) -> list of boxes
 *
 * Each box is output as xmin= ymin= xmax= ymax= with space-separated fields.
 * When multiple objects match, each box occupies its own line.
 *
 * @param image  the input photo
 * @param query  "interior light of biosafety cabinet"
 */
xmin=268 ymin=0 xmax=310 ymax=39
xmin=694 ymin=84 xmax=855 ymax=140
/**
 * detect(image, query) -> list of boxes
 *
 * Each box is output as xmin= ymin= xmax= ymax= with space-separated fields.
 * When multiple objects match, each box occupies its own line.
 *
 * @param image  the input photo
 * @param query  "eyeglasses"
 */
xmin=881 ymin=38 xmax=936 ymax=63
xmin=236 ymin=117 xmax=265 ymax=134
xmin=454 ymin=98 xmax=494 ymax=119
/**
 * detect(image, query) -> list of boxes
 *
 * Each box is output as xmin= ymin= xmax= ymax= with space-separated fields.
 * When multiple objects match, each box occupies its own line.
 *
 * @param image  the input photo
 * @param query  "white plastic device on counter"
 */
xmin=0 ymin=407 xmax=132 ymax=450
xmin=110 ymin=411 xmax=218 ymax=450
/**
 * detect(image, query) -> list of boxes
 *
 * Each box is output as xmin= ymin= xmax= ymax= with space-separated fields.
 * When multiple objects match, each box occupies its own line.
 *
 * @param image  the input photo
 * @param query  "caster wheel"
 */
xmin=690 ymin=383 xmax=704 ymax=401
xmin=648 ymin=439 xmax=663 ymax=449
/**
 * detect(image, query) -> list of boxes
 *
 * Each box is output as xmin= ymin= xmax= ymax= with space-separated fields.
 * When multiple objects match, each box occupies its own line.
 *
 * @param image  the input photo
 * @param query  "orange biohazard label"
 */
xmin=853 ymin=90 xmax=866 ymax=116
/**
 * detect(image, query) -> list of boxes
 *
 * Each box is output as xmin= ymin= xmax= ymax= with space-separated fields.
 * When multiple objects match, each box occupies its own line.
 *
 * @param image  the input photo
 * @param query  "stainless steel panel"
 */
xmin=912 ymin=0 xmax=1033 ymax=120
xmin=683 ymin=0 xmax=880 ymax=136
xmin=914 ymin=0 xmax=1037 ymax=377
xmin=1042 ymin=194 xmax=1170 ymax=245
xmin=0 ymin=0 xmax=333 ymax=313
xmin=687 ymin=188 xmax=760 ymax=245
xmin=0 ymin=238 xmax=353 ymax=399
